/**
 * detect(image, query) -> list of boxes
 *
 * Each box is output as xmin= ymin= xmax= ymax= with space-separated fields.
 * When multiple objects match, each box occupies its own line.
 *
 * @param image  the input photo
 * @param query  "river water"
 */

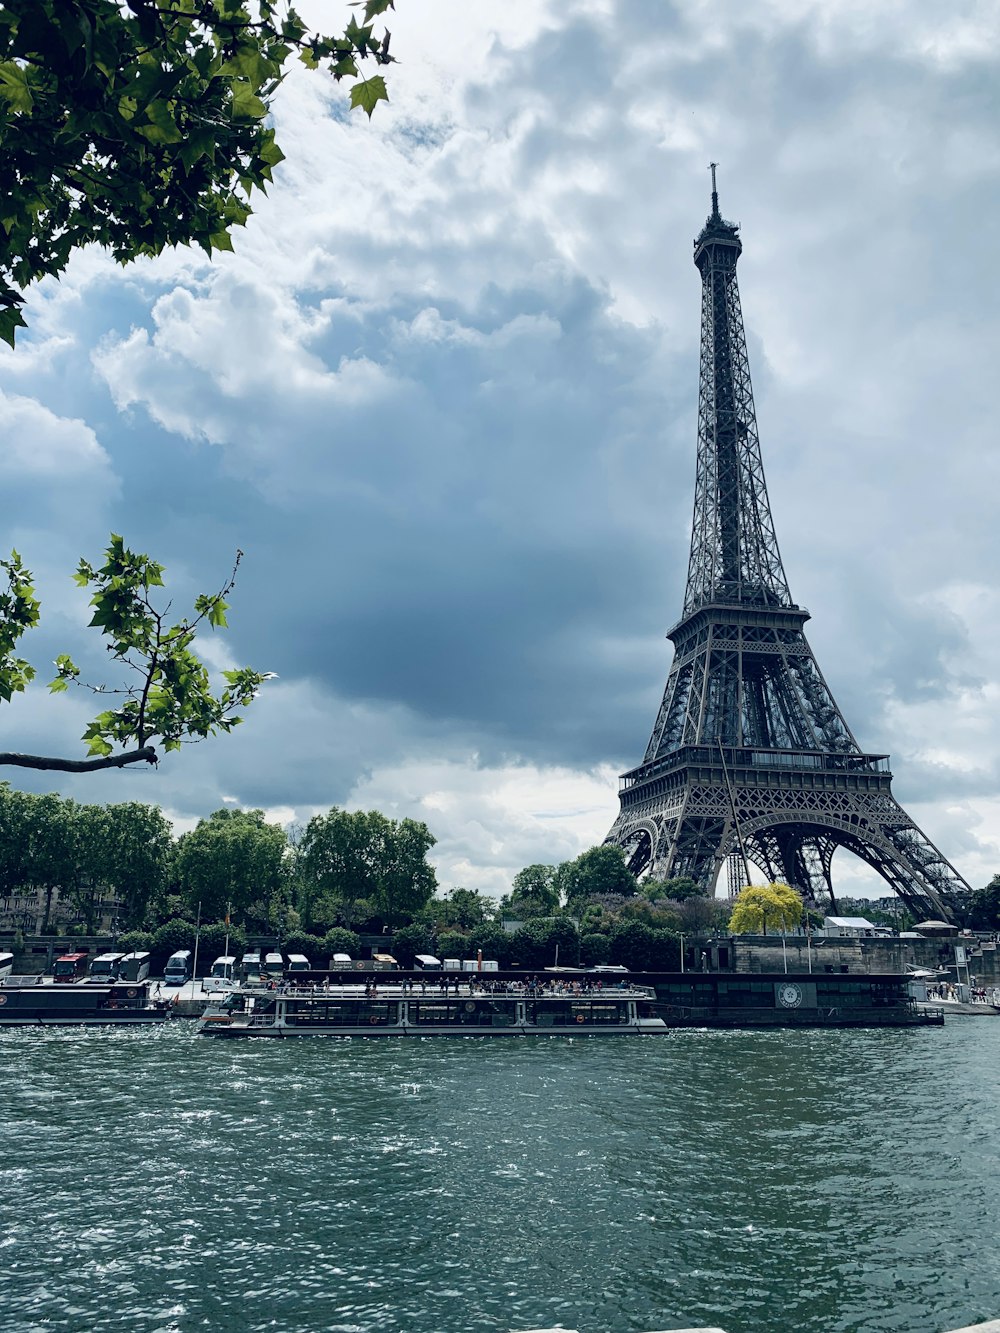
xmin=2 ymin=1022 xmax=998 ymax=1333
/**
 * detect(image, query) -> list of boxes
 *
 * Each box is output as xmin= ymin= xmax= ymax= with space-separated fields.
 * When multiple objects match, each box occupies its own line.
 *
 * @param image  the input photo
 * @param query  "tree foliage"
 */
xmin=0 ymin=0 xmax=395 ymax=344
xmin=175 ymin=807 xmax=288 ymax=924
xmin=506 ymin=864 xmax=560 ymax=918
xmin=0 ymin=783 xmax=175 ymax=930
xmin=299 ymin=808 xmax=437 ymax=928
xmin=729 ymin=883 xmax=803 ymax=935
xmin=967 ymin=876 xmax=1000 ymax=931
xmin=555 ymin=844 xmax=636 ymax=908
xmin=422 ymin=887 xmax=495 ymax=931
xmin=0 ymin=538 xmax=269 ymax=773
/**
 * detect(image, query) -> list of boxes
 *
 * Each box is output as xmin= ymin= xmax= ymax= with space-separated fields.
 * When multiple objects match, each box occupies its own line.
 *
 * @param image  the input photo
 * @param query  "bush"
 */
xmin=197 ymin=922 xmax=248 ymax=972
xmin=152 ymin=918 xmax=196 ymax=971
xmin=321 ymin=927 xmax=362 ymax=963
xmin=509 ymin=917 xmax=579 ymax=969
xmin=390 ymin=923 xmax=434 ymax=967
xmin=117 ymin=930 xmax=155 ymax=956
xmin=468 ymin=922 xmax=514 ymax=967
xmin=281 ymin=931 xmax=325 ymax=964
xmin=435 ymin=930 xmax=469 ymax=961
xmin=580 ymin=932 xmax=611 ymax=966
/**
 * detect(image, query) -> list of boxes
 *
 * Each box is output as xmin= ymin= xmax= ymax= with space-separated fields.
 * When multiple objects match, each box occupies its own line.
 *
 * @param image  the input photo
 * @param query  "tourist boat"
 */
xmin=197 ymin=980 xmax=669 ymax=1037
xmin=0 ymin=976 xmax=168 ymax=1026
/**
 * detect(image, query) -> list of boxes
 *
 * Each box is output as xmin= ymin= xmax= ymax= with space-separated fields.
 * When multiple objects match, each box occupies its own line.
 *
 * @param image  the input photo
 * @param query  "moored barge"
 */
xmin=0 ymin=978 xmax=168 ymax=1026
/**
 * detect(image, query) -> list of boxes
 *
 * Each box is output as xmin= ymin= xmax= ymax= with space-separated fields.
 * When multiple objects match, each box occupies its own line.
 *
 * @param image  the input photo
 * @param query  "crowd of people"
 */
xmin=261 ymin=973 xmax=638 ymax=999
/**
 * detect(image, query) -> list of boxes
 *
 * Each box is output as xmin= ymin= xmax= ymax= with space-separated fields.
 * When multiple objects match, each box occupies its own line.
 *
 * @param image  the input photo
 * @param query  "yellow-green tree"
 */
xmin=729 ymin=883 xmax=803 ymax=935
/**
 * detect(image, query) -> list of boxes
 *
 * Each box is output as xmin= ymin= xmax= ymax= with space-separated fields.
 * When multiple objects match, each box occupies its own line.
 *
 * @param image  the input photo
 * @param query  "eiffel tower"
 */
xmin=605 ymin=169 xmax=969 ymax=920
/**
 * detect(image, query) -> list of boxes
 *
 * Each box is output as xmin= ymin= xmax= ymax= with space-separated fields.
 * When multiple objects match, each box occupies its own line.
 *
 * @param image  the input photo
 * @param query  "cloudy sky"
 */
xmin=2 ymin=0 xmax=998 ymax=899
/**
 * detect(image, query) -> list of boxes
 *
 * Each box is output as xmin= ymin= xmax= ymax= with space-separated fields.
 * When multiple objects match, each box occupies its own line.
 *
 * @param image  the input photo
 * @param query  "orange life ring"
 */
xmin=369 ymin=1015 xmax=380 ymax=1024
xmin=575 ymin=1014 xmax=585 ymax=1024
xmin=126 ymin=987 xmax=138 ymax=998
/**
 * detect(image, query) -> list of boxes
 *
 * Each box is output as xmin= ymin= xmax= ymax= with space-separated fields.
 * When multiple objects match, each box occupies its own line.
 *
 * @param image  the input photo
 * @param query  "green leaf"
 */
xmin=349 ymin=75 xmax=388 ymax=118
xmin=231 ymin=83 xmax=269 ymax=120
xmin=362 ymin=0 xmax=395 ymax=21
xmin=0 ymin=62 xmax=34 ymax=114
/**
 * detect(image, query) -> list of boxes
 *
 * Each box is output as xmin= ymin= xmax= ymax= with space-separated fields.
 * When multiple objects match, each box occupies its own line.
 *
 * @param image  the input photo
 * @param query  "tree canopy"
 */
xmin=175 ymin=807 xmax=289 ymax=925
xmin=729 ymin=883 xmax=803 ymax=935
xmin=505 ymin=864 xmax=560 ymax=918
xmin=0 ymin=537 xmax=269 ymax=773
xmin=555 ymin=844 xmax=636 ymax=908
xmin=298 ymin=807 xmax=437 ymax=929
xmin=0 ymin=0 xmax=395 ymax=344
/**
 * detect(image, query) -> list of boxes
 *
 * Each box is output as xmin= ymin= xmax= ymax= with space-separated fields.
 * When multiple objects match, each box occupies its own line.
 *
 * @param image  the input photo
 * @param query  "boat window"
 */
xmin=284 ymin=1001 xmax=398 ymax=1027
xmin=528 ymin=1002 xmax=628 ymax=1026
xmin=408 ymin=1000 xmax=517 ymax=1027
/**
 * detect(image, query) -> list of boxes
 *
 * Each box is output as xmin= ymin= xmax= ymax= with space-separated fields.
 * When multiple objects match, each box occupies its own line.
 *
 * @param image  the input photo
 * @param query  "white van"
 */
xmin=204 ymin=955 xmax=237 ymax=991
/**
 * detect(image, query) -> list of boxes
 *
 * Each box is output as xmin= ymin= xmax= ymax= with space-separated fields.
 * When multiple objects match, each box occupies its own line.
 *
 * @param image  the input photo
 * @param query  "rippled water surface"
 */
xmin=2 ymin=1023 xmax=999 ymax=1333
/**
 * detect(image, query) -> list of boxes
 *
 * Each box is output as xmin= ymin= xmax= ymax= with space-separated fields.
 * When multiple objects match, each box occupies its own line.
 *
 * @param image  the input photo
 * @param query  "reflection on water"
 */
xmin=2 ymin=1023 xmax=999 ymax=1333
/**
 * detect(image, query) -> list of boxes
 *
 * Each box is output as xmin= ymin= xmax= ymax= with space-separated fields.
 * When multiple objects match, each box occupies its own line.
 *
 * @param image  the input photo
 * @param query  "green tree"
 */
xmin=423 ymin=887 xmax=494 ymax=931
xmin=1 ymin=540 xmax=268 ymax=773
xmin=580 ymin=931 xmax=611 ymax=966
xmin=197 ymin=920 xmax=248 ymax=966
xmin=300 ymin=808 xmax=437 ymax=928
xmin=77 ymin=800 xmax=174 ymax=929
xmin=641 ymin=875 xmax=700 ymax=903
xmin=435 ymin=930 xmax=469 ymax=961
xmin=968 ymin=876 xmax=1000 ymax=931
xmin=151 ymin=916 xmax=196 ymax=968
xmin=555 ymin=845 xmax=636 ymax=909
xmin=375 ymin=817 xmax=437 ymax=925
xmin=0 ymin=0 xmax=395 ymax=345
xmin=321 ymin=926 xmax=362 ymax=961
xmin=115 ymin=928 xmax=154 ymax=955
xmin=467 ymin=921 xmax=513 ymax=967
xmin=729 ymin=883 xmax=803 ymax=935
xmin=16 ymin=791 xmax=79 ymax=933
xmin=389 ymin=922 xmax=434 ymax=967
xmin=175 ymin=808 xmax=288 ymax=924
xmin=506 ymin=864 xmax=560 ymax=918
xmin=281 ymin=930 xmax=324 ymax=962
xmin=510 ymin=917 xmax=579 ymax=968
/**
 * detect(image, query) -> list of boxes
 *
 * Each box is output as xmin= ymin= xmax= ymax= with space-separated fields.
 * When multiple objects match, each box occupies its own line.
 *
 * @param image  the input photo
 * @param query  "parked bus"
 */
xmin=204 ymin=956 xmax=237 ymax=992
xmin=53 ymin=951 xmax=89 ymax=982
xmin=263 ymin=952 xmax=284 ymax=978
xmin=164 ymin=950 xmax=193 ymax=987
xmin=240 ymin=951 xmax=262 ymax=980
xmin=286 ymin=954 xmax=310 ymax=975
xmin=88 ymin=952 xmax=126 ymax=983
xmin=119 ymin=952 xmax=151 ymax=983
xmin=0 ymin=951 xmax=13 ymax=980
xmin=413 ymin=954 xmax=442 ymax=971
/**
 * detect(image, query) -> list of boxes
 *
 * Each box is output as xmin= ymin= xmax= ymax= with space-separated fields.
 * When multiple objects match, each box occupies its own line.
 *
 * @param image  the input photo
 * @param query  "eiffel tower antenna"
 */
xmin=604 ymin=183 xmax=969 ymax=919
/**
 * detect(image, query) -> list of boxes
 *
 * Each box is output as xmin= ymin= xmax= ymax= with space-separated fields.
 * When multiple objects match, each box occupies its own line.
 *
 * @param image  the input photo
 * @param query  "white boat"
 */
xmin=197 ymin=979 xmax=669 ymax=1038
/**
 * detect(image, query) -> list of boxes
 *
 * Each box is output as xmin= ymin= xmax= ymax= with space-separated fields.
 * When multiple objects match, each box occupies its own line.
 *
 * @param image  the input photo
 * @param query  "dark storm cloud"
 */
xmin=1 ymin=0 xmax=998 ymax=889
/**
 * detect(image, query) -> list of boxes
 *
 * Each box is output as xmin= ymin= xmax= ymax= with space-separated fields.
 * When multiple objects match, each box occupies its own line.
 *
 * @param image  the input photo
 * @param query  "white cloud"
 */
xmin=1 ymin=0 xmax=999 ymax=903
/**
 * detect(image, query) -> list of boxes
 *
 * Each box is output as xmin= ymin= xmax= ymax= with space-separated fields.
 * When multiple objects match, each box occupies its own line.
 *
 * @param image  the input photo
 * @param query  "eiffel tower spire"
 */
xmin=604 ymin=174 xmax=969 ymax=919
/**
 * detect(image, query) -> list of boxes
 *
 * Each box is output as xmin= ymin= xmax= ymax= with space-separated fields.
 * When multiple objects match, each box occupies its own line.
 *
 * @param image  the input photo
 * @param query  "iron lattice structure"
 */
xmin=605 ymin=178 xmax=969 ymax=919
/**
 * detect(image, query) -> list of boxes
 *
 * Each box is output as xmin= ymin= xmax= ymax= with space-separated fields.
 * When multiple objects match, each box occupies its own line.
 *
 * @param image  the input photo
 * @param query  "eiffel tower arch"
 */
xmin=605 ymin=171 xmax=969 ymax=921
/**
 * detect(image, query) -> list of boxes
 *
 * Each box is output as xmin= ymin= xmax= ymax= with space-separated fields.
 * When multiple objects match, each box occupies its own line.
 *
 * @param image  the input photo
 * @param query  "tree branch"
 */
xmin=0 ymin=747 xmax=157 ymax=773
